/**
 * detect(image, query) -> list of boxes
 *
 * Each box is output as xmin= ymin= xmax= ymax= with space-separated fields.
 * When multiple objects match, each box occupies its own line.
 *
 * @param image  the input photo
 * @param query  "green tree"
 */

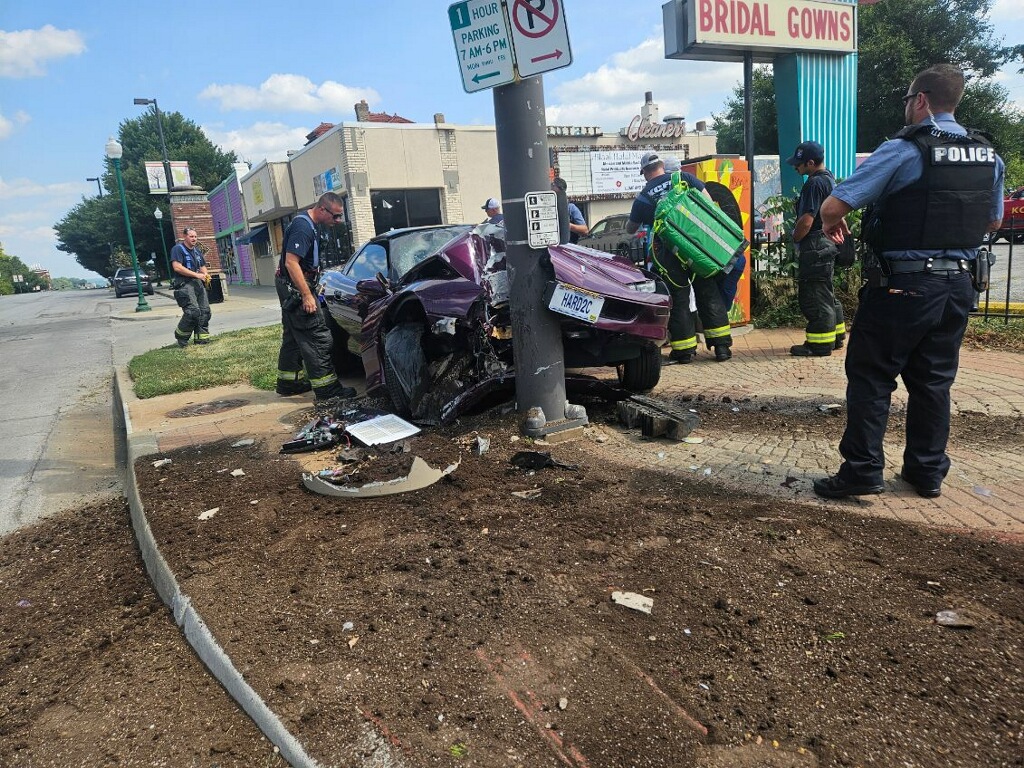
xmin=711 ymin=66 xmax=778 ymax=155
xmin=0 ymin=243 xmax=47 ymax=295
xmin=710 ymin=0 xmax=1022 ymax=175
xmin=55 ymin=110 xmax=238 ymax=278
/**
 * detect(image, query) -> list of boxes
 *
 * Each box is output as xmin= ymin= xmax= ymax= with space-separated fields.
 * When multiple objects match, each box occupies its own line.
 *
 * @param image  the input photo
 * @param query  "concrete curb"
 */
xmin=114 ymin=369 xmax=322 ymax=768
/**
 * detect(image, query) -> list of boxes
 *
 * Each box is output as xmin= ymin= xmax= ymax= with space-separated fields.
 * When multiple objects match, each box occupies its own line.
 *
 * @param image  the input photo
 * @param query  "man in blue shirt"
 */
xmin=813 ymin=64 xmax=1004 ymax=499
xmin=170 ymin=227 xmax=211 ymax=347
xmin=787 ymin=141 xmax=846 ymax=356
xmin=275 ymin=192 xmax=356 ymax=401
xmin=551 ymin=177 xmax=589 ymax=243
xmin=482 ymin=198 xmax=504 ymax=225
xmin=627 ymin=152 xmax=733 ymax=362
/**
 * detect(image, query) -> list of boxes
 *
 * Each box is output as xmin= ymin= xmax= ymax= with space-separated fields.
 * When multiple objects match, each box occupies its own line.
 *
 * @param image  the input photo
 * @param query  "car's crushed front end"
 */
xmin=333 ymin=224 xmax=670 ymax=423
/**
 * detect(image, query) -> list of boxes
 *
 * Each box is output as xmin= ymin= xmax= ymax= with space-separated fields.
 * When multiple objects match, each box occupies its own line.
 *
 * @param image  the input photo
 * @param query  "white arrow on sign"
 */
xmin=508 ymin=0 xmax=572 ymax=78
xmin=449 ymin=0 xmax=516 ymax=93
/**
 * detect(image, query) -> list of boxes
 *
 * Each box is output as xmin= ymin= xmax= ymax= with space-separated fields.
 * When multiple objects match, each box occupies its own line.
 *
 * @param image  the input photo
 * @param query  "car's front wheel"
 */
xmin=145 ymin=285 xmax=154 ymax=295
xmin=617 ymin=344 xmax=661 ymax=392
xmin=382 ymin=323 xmax=429 ymax=417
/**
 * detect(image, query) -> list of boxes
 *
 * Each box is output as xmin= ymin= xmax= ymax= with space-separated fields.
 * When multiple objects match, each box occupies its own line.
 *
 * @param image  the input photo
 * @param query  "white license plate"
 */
xmin=549 ymin=283 xmax=604 ymax=324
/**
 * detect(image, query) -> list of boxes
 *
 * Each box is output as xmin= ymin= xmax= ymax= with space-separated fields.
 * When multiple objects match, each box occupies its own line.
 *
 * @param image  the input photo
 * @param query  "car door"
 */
xmin=322 ymin=239 xmax=389 ymax=354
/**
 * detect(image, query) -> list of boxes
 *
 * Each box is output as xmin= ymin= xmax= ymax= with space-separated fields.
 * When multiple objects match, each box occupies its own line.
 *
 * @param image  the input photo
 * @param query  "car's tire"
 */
xmin=145 ymin=285 xmax=154 ymax=295
xmin=617 ymin=344 xmax=661 ymax=392
xmin=382 ymin=323 xmax=428 ymax=417
xmin=114 ymin=288 xmax=122 ymax=298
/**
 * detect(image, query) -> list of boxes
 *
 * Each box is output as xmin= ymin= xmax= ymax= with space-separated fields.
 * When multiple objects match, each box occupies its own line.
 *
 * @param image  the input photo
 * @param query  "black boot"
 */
xmin=276 ymin=380 xmax=312 ymax=396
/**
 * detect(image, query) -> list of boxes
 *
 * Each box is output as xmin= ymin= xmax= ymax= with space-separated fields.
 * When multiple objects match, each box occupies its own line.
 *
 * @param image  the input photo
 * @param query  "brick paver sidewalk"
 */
xmin=592 ymin=327 xmax=1024 ymax=539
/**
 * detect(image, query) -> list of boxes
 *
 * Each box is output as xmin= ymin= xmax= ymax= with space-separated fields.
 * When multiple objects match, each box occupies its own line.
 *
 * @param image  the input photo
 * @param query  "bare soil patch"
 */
xmin=0 ymin=499 xmax=282 ymax=767
xmin=125 ymin=410 xmax=1023 ymax=768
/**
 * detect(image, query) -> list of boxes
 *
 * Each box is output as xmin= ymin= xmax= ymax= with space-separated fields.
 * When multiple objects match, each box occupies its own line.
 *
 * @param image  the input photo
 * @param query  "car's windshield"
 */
xmin=389 ymin=226 xmax=469 ymax=279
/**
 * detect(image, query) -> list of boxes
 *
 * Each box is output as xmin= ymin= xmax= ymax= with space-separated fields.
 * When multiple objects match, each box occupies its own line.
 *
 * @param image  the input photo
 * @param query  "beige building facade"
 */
xmin=237 ymin=92 xmax=717 ymax=271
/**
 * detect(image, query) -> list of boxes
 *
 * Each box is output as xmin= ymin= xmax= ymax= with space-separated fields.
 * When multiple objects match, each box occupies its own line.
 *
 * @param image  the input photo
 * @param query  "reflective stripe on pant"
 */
xmin=837 ymin=270 xmax=973 ymax=487
xmin=276 ymin=276 xmax=339 ymax=398
xmin=173 ymin=279 xmax=211 ymax=341
xmin=276 ymin=368 xmax=309 ymax=384
xmin=797 ymin=245 xmax=843 ymax=352
xmin=671 ymin=278 xmax=733 ymax=349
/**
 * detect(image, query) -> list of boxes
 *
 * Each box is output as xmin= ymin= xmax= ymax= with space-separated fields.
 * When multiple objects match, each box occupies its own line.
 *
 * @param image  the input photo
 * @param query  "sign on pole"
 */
xmin=508 ymin=0 xmax=572 ymax=77
xmin=524 ymin=191 xmax=559 ymax=248
xmin=449 ymin=0 xmax=515 ymax=93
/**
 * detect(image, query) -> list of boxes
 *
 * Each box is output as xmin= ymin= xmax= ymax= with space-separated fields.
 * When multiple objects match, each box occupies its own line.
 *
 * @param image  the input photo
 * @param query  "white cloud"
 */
xmin=990 ymin=0 xmax=1021 ymax=23
xmin=0 ymin=175 xmax=84 ymax=201
xmin=199 ymin=74 xmax=380 ymax=114
xmin=201 ymin=121 xmax=313 ymax=164
xmin=546 ymin=36 xmax=741 ymax=130
xmin=0 ymin=110 xmax=31 ymax=140
xmin=0 ymin=25 xmax=86 ymax=78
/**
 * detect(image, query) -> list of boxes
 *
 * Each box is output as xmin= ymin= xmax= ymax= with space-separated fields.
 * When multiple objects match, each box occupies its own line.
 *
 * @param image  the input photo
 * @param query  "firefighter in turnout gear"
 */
xmin=170 ymin=227 xmax=212 ymax=347
xmin=627 ymin=152 xmax=733 ymax=363
xmin=812 ymin=64 xmax=1005 ymax=500
xmin=275 ymin=192 xmax=356 ymax=401
xmin=786 ymin=142 xmax=846 ymax=356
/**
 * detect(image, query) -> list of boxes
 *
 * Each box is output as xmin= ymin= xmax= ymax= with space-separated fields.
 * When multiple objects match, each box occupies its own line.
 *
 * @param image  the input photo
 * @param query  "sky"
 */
xmin=1 ymin=1 xmax=1021 ymax=280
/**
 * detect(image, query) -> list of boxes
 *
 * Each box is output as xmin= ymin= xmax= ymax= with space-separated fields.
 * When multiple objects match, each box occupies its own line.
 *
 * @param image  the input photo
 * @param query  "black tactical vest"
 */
xmin=876 ymin=125 xmax=996 ymax=250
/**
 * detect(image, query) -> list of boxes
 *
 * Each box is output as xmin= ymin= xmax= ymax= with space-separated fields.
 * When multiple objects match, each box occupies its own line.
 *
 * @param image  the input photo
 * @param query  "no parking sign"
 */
xmin=508 ymin=0 xmax=572 ymax=77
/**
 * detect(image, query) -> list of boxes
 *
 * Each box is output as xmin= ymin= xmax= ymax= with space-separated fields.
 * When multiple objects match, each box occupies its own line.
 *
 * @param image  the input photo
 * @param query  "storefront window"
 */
xmin=371 ymin=189 xmax=442 ymax=234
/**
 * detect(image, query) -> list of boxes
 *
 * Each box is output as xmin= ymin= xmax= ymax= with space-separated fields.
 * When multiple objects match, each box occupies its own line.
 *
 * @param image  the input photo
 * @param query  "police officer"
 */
xmin=170 ymin=227 xmax=211 ymax=347
xmin=786 ymin=141 xmax=846 ymax=356
xmin=813 ymin=64 xmax=1004 ymax=499
xmin=275 ymin=192 xmax=356 ymax=401
xmin=626 ymin=152 xmax=733 ymax=363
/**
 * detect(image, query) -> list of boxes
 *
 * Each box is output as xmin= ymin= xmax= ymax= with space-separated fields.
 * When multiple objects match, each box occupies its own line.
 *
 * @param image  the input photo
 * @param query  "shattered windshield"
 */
xmin=389 ymin=226 xmax=470 ymax=280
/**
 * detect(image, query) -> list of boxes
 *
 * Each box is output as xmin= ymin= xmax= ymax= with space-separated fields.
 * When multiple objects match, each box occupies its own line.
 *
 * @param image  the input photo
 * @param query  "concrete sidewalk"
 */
xmin=120 ymin=324 xmax=1024 ymax=540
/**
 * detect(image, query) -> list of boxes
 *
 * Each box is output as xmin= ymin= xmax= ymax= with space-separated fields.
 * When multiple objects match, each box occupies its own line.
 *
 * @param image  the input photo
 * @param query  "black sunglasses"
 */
xmin=902 ymin=90 xmax=930 ymax=104
xmin=320 ymin=205 xmax=344 ymax=222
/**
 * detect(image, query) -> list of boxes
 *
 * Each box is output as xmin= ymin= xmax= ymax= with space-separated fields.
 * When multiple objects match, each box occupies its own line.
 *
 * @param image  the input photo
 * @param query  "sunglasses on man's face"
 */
xmin=320 ymin=205 xmax=344 ymax=222
xmin=902 ymin=89 xmax=930 ymax=104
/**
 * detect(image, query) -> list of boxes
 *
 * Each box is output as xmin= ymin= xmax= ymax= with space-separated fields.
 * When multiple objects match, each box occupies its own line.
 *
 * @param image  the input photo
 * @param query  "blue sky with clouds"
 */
xmin=1 ymin=0 xmax=1021 ymax=279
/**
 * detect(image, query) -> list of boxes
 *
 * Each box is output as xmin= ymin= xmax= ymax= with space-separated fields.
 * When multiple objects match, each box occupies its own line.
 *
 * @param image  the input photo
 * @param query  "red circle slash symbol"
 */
xmin=512 ymin=0 xmax=559 ymax=38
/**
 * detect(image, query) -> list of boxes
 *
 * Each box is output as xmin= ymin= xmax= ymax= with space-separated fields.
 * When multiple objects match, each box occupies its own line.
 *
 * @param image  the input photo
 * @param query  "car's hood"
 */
xmin=399 ymin=228 xmax=659 ymax=306
xmin=547 ymin=244 xmax=656 ymax=302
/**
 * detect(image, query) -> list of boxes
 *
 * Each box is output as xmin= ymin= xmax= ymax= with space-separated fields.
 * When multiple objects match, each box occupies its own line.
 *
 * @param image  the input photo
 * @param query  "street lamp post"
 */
xmin=154 ymin=207 xmax=172 ymax=284
xmin=133 ymin=97 xmax=174 ymax=198
xmin=106 ymin=136 xmax=151 ymax=313
xmin=86 ymin=177 xmax=103 ymax=197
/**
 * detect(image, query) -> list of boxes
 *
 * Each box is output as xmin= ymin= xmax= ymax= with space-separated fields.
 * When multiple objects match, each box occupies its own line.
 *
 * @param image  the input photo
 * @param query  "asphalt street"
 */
xmin=0 ymin=285 xmax=280 ymax=536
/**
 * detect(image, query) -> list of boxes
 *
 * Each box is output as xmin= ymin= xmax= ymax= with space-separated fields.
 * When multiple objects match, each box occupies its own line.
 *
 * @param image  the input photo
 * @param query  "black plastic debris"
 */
xmin=510 ymin=450 xmax=578 ymax=471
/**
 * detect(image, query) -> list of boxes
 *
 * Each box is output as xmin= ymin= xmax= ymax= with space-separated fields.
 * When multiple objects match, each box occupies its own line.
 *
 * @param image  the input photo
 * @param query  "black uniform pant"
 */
xmin=275 ymin=277 xmax=341 ymax=399
xmin=797 ymin=248 xmax=845 ymax=352
xmin=837 ymin=269 xmax=974 ymax=488
xmin=173 ymin=279 xmax=211 ymax=343
xmin=656 ymin=241 xmax=732 ymax=353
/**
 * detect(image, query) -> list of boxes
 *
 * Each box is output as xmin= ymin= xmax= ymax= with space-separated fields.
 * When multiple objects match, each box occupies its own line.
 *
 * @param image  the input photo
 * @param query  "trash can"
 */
xmin=208 ymin=273 xmax=227 ymax=304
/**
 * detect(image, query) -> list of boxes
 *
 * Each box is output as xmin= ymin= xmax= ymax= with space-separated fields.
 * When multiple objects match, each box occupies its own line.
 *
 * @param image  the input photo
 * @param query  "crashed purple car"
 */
xmin=319 ymin=223 xmax=670 ymax=423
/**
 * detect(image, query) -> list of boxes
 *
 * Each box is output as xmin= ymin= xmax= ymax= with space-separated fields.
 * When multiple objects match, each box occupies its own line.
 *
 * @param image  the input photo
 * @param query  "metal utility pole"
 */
xmin=493 ymin=76 xmax=586 ymax=437
xmin=743 ymin=52 xmax=756 ymax=244
xmin=133 ymin=97 xmax=174 ymax=200
xmin=86 ymin=177 xmax=103 ymax=197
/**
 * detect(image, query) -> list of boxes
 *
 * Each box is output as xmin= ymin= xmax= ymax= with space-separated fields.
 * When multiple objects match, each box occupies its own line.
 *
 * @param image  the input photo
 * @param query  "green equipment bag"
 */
xmin=652 ymin=173 xmax=749 ymax=280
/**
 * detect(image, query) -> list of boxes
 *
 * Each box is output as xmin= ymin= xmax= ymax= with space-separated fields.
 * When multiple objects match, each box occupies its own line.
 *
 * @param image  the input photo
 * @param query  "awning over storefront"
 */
xmin=235 ymin=225 xmax=268 ymax=246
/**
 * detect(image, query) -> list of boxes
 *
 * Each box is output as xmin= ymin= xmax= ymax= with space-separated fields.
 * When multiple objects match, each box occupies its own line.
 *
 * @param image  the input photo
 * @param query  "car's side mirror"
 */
xmin=356 ymin=276 xmax=389 ymax=298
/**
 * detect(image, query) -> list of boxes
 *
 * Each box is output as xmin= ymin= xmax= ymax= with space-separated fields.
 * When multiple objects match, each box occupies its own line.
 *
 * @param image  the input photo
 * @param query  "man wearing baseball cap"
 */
xmin=787 ymin=140 xmax=846 ymax=357
xmin=626 ymin=152 xmax=734 ymax=362
xmin=482 ymin=197 xmax=504 ymax=225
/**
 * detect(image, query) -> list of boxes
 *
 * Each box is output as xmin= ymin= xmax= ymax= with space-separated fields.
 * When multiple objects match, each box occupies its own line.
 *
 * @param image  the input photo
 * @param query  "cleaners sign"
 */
xmin=666 ymin=0 xmax=856 ymax=60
